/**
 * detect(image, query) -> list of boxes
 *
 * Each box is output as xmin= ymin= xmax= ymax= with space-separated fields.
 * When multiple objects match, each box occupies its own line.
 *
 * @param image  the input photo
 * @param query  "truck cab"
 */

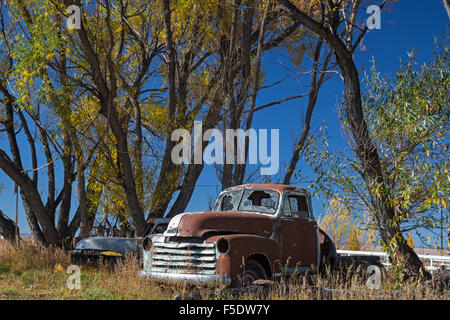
xmin=140 ymin=184 xmax=336 ymax=286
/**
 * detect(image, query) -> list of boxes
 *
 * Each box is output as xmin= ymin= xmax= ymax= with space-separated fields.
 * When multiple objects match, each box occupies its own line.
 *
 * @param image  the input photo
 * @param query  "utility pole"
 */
xmin=440 ymin=202 xmax=443 ymax=256
xmin=14 ymin=183 xmax=19 ymax=248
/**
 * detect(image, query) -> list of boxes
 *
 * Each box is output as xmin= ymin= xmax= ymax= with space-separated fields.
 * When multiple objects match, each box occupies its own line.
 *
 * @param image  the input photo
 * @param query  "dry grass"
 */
xmin=0 ymin=239 xmax=448 ymax=300
xmin=0 ymin=239 xmax=175 ymax=300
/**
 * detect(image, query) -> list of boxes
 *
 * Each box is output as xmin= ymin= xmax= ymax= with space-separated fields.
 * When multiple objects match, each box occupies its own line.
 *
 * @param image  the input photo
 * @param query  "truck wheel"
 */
xmin=236 ymin=260 xmax=267 ymax=287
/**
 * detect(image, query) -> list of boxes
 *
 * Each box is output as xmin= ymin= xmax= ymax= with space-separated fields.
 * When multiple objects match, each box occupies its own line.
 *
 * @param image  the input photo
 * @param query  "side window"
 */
xmin=289 ymin=197 xmax=299 ymax=217
xmin=214 ymin=190 xmax=240 ymax=211
xmin=282 ymin=199 xmax=291 ymax=217
xmin=283 ymin=194 xmax=309 ymax=219
xmin=222 ymin=194 xmax=236 ymax=211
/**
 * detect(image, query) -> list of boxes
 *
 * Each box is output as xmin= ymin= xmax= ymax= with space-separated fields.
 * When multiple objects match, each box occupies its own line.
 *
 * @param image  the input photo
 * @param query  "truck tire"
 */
xmin=236 ymin=259 xmax=268 ymax=287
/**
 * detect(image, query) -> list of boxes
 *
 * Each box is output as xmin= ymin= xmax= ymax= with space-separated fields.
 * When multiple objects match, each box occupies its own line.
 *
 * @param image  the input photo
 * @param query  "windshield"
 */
xmin=213 ymin=189 xmax=280 ymax=215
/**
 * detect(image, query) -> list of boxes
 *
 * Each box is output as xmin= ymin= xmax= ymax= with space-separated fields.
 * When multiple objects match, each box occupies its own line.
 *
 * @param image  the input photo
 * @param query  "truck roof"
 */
xmin=226 ymin=184 xmax=307 ymax=193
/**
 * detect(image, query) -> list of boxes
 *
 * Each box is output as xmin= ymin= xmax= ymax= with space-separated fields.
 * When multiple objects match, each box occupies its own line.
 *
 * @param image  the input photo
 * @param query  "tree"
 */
xmin=276 ymin=0 xmax=431 ymax=279
xmin=0 ymin=0 xmax=70 ymax=245
xmin=157 ymin=0 xmax=308 ymax=216
xmin=309 ymin=47 xmax=449 ymax=252
xmin=0 ymin=0 xmax=111 ymax=245
xmin=442 ymin=0 xmax=450 ymax=20
xmin=362 ymin=49 xmax=449 ymax=250
xmin=317 ymin=197 xmax=376 ymax=250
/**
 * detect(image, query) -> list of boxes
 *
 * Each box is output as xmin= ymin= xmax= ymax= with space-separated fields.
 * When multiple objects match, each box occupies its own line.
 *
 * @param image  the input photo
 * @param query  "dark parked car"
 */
xmin=71 ymin=218 xmax=170 ymax=267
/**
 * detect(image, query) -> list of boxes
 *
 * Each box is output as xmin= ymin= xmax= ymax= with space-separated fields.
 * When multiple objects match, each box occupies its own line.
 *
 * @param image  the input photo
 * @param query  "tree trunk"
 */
xmin=56 ymin=135 xmax=73 ymax=238
xmin=335 ymin=51 xmax=430 ymax=280
xmin=109 ymin=107 xmax=147 ymax=236
xmin=442 ymin=0 xmax=450 ymax=20
xmin=283 ymin=41 xmax=330 ymax=185
xmin=77 ymin=169 xmax=91 ymax=239
xmin=0 ymin=149 xmax=61 ymax=246
xmin=69 ymin=7 xmax=147 ymax=236
xmin=21 ymin=195 xmax=47 ymax=245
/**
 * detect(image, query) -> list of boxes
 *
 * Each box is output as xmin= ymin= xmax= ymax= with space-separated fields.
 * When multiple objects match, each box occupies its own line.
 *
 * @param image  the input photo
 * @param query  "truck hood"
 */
xmin=164 ymin=211 xmax=275 ymax=238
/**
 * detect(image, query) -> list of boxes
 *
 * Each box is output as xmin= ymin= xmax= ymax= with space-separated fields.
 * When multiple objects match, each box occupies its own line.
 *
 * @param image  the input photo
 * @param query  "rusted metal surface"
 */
xmin=279 ymin=219 xmax=318 ymax=270
xmin=207 ymin=233 xmax=281 ymax=278
xmin=176 ymin=211 xmax=274 ymax=238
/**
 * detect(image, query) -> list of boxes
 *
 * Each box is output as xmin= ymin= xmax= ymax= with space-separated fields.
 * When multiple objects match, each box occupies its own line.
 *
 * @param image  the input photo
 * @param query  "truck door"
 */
xmin=279 ymin=192 xmax=318 ymax=274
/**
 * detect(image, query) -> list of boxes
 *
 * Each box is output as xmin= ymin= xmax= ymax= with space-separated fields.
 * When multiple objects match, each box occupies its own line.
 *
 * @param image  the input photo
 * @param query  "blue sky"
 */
xmin=0 ymin=0 xmax=448 ymax=248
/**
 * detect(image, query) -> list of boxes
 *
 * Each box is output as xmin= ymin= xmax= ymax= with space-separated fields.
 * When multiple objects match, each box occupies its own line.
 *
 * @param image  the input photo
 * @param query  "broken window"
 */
xmin=214 ymin=190 xmax=242 ymax=211
xmin=213 ymin=189 xmax=280 ymax=214
xmin=238 ymin=189 xmax=279 ymax=214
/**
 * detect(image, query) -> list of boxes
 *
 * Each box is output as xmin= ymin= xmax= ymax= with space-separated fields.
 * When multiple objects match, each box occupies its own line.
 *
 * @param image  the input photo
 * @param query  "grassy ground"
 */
xmin=0 ymin=239 xmax=448 ymax=300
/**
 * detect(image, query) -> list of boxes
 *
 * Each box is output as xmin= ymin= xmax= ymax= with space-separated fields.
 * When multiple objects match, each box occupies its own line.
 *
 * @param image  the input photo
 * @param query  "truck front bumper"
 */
xmin=139 ymin=270 xmax=231 ymax=285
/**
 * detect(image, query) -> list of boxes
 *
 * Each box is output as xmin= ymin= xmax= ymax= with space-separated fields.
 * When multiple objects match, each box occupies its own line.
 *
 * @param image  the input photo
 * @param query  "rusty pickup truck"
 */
xmin=140 ymin=184 xmax=336 ymax=286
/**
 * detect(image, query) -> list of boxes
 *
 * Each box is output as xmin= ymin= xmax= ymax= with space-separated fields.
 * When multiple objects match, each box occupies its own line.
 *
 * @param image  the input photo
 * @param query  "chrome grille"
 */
xmin=150 ymin=242 xmax=217 ymax=275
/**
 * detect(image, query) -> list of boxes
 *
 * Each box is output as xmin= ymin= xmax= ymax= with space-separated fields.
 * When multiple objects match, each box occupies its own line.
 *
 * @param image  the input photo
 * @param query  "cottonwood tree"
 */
xmin=0 ymin=1 xmax=52 ymax=245
xmin=0 ymin=0 xmax=115 ymax=245
xmin=276 ymin=0 xmax=431 ymax=279
xmin=317 ymin=197 xmax=376 ymax=250
xmin=309 ymin=48 xmax=449 ymax=251
xmin=202 ymin=0 xmax=309 ymax=189
xmin=158 ymin=0 xmax=304 ymax=217
xmin=53 ymin=1 xmax=231 ymax=228
xmin=149 ymin=0 xmax=226 ymax=219
xmin=55 ymin=0 xmax=166 ymax=236
xmin=154 ymin=0 xmax=304 ymax=216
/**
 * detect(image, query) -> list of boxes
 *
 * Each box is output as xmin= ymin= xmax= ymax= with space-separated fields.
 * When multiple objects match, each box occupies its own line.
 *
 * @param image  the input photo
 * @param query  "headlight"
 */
xmin=216 ymin=238 xmax=229 ymax=255
xmin=143 ymin=236 xmax=153 ymax=252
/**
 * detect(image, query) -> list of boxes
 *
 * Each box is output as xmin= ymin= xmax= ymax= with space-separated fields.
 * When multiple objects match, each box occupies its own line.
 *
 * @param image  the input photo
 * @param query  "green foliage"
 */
xmin=364 ymin=47 xmax=449 ymax=236
xmin=304 ymin=45 xmax=449 ymax=246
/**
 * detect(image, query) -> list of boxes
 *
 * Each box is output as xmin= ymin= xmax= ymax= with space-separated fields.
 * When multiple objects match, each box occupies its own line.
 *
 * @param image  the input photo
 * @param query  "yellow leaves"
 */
xmin=72 ymin=96 xmax=101 ymax=131
xmin=21 ymin=70 xmax=31 ymax=78
xmin=142 ymin=102 xmax=169 ymax=132
xmin=317 ymin=197 xmax=376 ymax=250
xmin=347 ymin=225 xmax=361 ymax=251
xmin=169 ymin=0 xmax=219 ymax=43
xmin=114 ymin=26 xmax=123 ymax=38
xmin=292 ymin=0 xmax=320 ymax=12
xmin=406 ymin=233 xmax=414 ymax=248
xmin=46 ymin=53 xmax=55 ymax=61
